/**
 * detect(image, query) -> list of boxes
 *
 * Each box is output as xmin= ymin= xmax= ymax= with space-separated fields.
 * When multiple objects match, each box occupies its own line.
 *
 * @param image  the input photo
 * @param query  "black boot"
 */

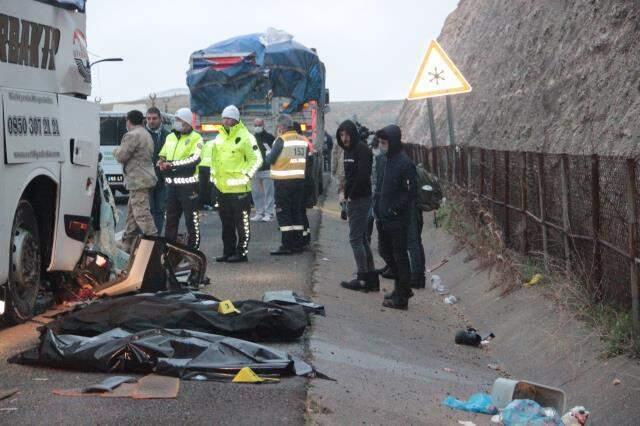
xmin=227 ymin=254 xmax=248 ymax=263
xmin=382 ymin=297 xmax=408 ymax=310
xmin=365 ymin=271 xmax=380 ymax=292
xmin=340 ymin=273 xmax=368 ymax=292
xmin=376 ymin=265 xmax=390 ymax=275
xmin=384 ymin=288 xmax=414 ymax=299
xmin=410 ymin=273 xmax=426 ymax=289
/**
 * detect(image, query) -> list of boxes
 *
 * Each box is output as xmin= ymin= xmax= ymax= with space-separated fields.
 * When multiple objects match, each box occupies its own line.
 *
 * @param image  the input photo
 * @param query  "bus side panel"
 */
xmin=0 ymin=94 xmax=7 ymax=284
xmin=48 ymin=96 xmax=99 ymax=271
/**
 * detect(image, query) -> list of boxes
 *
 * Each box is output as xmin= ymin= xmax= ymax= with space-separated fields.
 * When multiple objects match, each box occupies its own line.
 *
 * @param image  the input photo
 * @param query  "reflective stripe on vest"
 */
xmin=271 ymin=132 xmax=308 ymax=180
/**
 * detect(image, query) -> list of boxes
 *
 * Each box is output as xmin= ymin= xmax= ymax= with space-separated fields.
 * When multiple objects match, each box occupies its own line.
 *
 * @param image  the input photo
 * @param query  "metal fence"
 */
xmin=404 ymin=143 xmax=640 ymax=329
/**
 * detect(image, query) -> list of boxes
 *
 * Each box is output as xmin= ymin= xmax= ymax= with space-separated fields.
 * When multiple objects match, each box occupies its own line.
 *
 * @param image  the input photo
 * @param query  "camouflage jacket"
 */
xmin=114 ymin=126 xmax=157 ymax=190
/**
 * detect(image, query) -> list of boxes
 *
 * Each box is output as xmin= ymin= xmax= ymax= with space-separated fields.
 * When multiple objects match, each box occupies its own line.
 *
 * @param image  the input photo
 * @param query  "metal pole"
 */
xmin=427 ymin=98 xmax=438 ymax=176
xmin=446 ymin=96 xmax=456 ymax=184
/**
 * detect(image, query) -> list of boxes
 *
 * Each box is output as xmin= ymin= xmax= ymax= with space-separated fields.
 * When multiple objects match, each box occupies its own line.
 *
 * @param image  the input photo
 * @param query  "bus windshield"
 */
xmin=99 ymin=116 xmax=126 ymax=146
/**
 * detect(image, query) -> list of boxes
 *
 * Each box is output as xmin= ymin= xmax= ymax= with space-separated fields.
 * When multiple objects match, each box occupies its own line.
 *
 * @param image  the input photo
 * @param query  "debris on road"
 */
xmin=430 ymin=275 xmax=449 ymax=294
xmin=454 ymin=328 xmax=495 ymax=348
xmin=612 ymin=378 xmax=621 ymax=386
xmin=491 ymin=378 xmax=566 ymax=413
xmin=0 ymin=408 xmax=18 ymax=412
xmin=427 ymin=258 xmax=449 ymax=273
xmin=444 ymin=295 xmax=458 ymax=304
xmin=0 ymin=389 xmax=18 ymax=401
xmin=500 ymin=399 xmax=563 ymax=425
xmin=53 ymin=374 xmax=180 ymax=399
xmin=561 ymin=406 xmax=590 ymax=426
xmin=32 ymin=378 xmax=48 ymax=382
xmin=442 ymin=392 xmax=498 ymax=415
xmin=523 ymin=273 xmax=544 ymax=288
xmin=457 ymin=421 xmax=476 ymax=426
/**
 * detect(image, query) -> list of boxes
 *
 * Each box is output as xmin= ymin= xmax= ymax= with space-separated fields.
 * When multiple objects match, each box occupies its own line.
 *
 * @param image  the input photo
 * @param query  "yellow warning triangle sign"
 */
xmin=408 ymin=40 xmax=472 ymax=100
xmin=232 ymin=367 xmax=279 ymax=384
xmin=217 ymin=300 xmax=240 ymax=315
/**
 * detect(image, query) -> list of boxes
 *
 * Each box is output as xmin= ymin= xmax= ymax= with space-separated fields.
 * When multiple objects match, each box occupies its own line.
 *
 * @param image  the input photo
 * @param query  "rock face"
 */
xmin=397 ymin=0 xmax=640 ymax=155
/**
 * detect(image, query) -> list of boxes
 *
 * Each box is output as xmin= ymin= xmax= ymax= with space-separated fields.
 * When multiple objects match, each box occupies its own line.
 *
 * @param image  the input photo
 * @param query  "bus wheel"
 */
xmin=3 ymin=200 xmax=41 ymax=324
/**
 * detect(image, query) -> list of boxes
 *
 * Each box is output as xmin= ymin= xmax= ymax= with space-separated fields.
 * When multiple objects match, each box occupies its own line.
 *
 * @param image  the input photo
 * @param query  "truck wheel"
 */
xmin=3 ymin=200 xmax=41 ymax=324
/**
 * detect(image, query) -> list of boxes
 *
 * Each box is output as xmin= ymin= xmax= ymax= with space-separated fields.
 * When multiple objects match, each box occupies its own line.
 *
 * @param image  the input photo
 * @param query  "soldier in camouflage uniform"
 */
xmin=114 ymin=110 xmax=158 ymax=252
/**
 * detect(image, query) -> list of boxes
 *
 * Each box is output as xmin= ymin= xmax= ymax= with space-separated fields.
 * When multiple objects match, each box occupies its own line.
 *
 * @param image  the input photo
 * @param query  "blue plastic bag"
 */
xmin=501 ymin=399 xmax=563 ymax=426
xmin=442 ymin=393 xmax=498 ymax=415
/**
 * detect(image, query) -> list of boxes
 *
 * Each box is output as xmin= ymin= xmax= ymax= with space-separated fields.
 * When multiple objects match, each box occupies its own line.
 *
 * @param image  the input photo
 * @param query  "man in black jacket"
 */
xmin=375 ymin=125 xmax=417 ymax=310
xmin=337 ymin=120 xmax=379 ymax=292
xmin=145 ymin=107 xmax=170 ymax=234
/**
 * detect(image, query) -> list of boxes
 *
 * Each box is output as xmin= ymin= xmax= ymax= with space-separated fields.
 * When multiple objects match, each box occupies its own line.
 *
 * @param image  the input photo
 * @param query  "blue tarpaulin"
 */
xmin=187 ymin=29 xmax=325 ymax=115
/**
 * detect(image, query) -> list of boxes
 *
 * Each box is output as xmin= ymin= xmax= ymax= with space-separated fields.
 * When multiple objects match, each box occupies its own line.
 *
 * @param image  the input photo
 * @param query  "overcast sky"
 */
xmin=87 ymin=0 xmax=459 ymax=103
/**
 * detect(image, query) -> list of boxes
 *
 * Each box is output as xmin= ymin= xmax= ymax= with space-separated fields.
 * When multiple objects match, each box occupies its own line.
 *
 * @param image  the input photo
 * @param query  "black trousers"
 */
xmin=275 ymin=179 xmax=305 ymax=250
xmin=165 ymin=183 xmax=200 ymax=249
xmin=218 ymin=192 xmax=251 ymax=257
xmin=376 ymin=219 xmax=394 ymax=267
xmin=380 ymin=221 xmax=411 ymax=302
xmin=198 ymin=167 xmax=213 ymax=208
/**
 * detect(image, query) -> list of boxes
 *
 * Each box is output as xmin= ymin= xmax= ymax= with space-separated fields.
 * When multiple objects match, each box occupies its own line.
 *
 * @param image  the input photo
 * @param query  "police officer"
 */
xmin=209 ymin=105 xmax=262 ymax=263
xmin=265 ymin=114 xmax=308 ymax=255
xmin=157 ymin=107 xmax=203 ymax=249
xmin=114 ymin=110 xmax=158 ymax=252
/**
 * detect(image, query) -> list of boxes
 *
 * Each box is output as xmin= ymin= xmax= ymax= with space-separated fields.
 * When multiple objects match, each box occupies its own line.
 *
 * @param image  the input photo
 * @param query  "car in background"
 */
xmin=99 ymin=112 xmax=174 ymax=198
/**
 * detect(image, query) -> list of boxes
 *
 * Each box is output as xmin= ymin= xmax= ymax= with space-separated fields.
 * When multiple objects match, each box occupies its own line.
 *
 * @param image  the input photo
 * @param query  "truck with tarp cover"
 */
xmin=0 ymin=0 xmax=99 ymax=323
xmin=186 ymin=29 xmax=329 ymax=203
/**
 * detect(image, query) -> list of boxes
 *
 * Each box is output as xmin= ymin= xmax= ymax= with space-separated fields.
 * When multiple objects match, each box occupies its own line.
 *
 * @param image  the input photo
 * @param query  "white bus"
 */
xmin=0 ymin=0 xmax=99 ymax=323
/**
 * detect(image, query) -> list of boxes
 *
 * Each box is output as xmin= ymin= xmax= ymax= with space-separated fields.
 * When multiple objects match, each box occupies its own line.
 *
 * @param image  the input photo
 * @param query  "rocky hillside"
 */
xmin=398 ymin=0 xmax=640 ymax=155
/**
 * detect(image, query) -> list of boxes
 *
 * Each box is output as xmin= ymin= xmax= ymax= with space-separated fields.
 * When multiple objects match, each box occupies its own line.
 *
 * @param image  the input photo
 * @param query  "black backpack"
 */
xmin=416 ymin=163 xmax=443 ymax=212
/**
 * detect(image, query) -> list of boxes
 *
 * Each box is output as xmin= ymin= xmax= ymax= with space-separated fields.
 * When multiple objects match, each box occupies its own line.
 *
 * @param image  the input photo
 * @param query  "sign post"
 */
xmin=407 ymin=40 xmax=471 ymax=181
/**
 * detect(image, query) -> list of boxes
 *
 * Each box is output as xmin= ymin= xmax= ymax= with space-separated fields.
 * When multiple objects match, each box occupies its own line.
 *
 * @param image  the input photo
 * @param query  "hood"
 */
xmin=375 ymin=125 xmax=402 ymax=156
xmin=336 ymin=120 xmax=360 ymax=151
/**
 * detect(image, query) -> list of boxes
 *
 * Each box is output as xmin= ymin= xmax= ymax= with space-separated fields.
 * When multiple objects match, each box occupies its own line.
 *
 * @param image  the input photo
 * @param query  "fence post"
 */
xmin=467 ymin=147 xmax=473 ymax=192
xmin=446 ymin=147 xmax=452 ymax=183
xmin=480 ymin=149 xmax=485 ymax=197
xmin=626 ymin=159 xmax=640 ymax=337
xmin=504 ymin=151 xmax=510 ymax=247
xmin=560 ymin=154 xmax=572 ymax=274
xmin=492 ymin=150 xmax=498 ymax=217
xmin=521 ymin=152 xmax=528 ymax=254
xmin=537 ymin=153 xmax=549 ymax=266
xmin=591 ymin=154 xmax=603 ymax=300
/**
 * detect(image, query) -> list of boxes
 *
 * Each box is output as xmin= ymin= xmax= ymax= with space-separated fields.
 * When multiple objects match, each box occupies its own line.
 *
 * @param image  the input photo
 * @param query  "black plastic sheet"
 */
xmin=45 ymin=292 xmax=309 ymax=342
xmin=10 ymin=328 xmax=311 ymax=379
xmin=262 ymin=290 xmax=325 ymax=316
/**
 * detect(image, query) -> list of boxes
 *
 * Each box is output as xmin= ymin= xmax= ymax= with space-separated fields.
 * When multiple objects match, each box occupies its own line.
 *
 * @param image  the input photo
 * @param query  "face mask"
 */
xmin=174 ymin=121 xmax=183 ymax=132
xmin=255 ymin=126 xmax=264 ymax=133
xmin=380 ymin=146 xmax=388 ymax=154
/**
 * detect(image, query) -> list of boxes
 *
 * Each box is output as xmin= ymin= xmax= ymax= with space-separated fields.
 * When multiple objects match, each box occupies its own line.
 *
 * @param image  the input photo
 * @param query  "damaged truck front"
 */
xmin=0 ymin=0 xmax=99 ymax=323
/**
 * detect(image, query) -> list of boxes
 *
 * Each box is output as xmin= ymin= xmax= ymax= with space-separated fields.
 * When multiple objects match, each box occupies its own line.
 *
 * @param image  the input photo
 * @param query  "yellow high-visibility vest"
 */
xmin=271 ymin=131 xmax=308 ymax=180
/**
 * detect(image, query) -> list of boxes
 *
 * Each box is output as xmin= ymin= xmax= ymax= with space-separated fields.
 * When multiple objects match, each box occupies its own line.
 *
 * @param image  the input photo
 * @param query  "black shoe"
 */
xmin=382 ymin=298 xmax=408 ymax=310
xmin=340 ymin=278 xmax=368 ymax=292
xmin=271 ymin=247 xmax=294 ymax=255
xmin=227 ymin=254 xmax=248 ymax=263
xmin=216 ymin=255 xmax=230 ymax=262
xmin=384 ymin=289 xmax=415 ymax=299
xmin=410 ymin=274 xmax=426 ymax=289
xmin=381 ymin=269 xmax=396 ymax=280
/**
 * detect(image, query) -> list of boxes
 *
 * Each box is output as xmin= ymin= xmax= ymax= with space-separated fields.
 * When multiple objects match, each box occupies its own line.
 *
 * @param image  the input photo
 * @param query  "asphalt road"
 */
xmin=0 ymin=200 xmax=320 ymax=425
